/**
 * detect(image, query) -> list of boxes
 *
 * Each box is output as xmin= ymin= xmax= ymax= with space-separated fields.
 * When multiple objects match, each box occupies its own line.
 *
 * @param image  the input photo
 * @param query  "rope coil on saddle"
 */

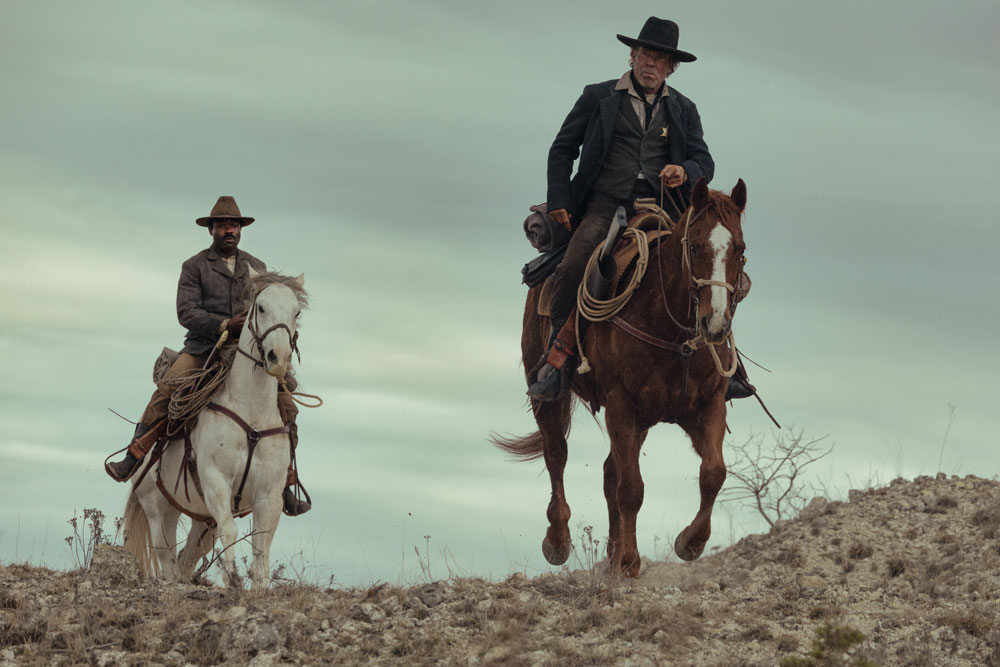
xmin=575 ymin=227 xmax=652 ymax=374
xmin=573 ymin=200 xmax=740 ymax=378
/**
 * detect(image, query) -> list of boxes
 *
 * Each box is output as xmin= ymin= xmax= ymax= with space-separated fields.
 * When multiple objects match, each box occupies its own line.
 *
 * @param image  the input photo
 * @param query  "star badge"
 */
xmin=660 ymin=126 xmax=669 ymax=139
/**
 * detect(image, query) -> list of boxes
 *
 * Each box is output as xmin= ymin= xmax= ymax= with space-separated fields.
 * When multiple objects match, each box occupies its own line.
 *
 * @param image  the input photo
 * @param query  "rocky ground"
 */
xmin=3 ymin=474 xmax=1000 ymax=666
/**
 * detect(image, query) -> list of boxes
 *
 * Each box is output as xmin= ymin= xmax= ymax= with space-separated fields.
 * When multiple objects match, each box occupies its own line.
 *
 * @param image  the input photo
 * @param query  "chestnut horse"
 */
xmin=495 ymin=177 xmax=748 ymax=577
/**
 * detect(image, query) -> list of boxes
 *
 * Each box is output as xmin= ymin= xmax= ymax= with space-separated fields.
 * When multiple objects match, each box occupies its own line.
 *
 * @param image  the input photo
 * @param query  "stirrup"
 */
xmin=527 ymin=367 xmax=563 ymax=402
xmin=725 ymin=375 xmax=756 ymax=400
xmin=106 ymin=451 xmax=142 ymax=483
xmin=282 ymin=487 xmax=311 ymax=516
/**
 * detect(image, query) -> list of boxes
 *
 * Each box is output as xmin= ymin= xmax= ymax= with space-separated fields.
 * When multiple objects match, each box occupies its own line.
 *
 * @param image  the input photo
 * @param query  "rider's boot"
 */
xmin=106 ymin=423 xmax=153 ymax=482
xmin=725 ymin=361 xmax=756 ymax=400
xmin=283 ymin=487 xmax=311 ymax=516
xmin=527 ymin=319 xmax=569 ymax=402
xmin=282 ymin=423 xmax=311 ymax=516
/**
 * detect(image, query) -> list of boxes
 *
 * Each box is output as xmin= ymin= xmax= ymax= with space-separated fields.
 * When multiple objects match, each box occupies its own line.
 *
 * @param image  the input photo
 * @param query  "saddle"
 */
xmin=534 ymin=210 xmax=674 ymax=317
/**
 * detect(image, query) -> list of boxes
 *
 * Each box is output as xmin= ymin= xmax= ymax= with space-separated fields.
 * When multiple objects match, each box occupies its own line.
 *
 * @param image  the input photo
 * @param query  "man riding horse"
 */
xmin=106 ymin=196 xmax=311 ymax=516
xmin=528 ymin=16 xmax=754 ymax=401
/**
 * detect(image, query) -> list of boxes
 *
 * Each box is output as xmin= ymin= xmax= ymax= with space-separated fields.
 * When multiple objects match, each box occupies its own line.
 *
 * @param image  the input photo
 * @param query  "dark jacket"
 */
xmin=176 ymin=247 xmax=266 ymax=355
xmin=547 ymin=78 xmax=714 ymax=221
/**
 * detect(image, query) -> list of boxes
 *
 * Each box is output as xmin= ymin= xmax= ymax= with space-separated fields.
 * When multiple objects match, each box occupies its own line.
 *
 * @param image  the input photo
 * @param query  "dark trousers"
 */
xmin=549 ymin=200 xmax=619 ymax=326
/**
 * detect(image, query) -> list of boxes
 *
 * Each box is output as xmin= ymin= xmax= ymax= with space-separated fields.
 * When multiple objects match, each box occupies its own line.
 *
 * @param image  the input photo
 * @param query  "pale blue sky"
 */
xmin=2 ymin=0 xmax=998 ymax=585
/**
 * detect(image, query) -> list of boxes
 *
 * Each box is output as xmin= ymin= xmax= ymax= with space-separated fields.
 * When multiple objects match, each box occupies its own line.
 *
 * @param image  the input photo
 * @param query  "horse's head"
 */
xmin=245 ymin=267 xmax=308 ymax=378
xmin=682 ymin=177 xmax=747 ymax=344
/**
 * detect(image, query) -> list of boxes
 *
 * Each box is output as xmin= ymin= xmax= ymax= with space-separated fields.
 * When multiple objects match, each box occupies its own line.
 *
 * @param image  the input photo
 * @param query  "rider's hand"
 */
xmin=659 ymin=164 xmax=687 ymax=189
xmin=226 ymin=313 xmax=247 ymax=335
xmin=550 ymin=208 xmax=573 ymax=232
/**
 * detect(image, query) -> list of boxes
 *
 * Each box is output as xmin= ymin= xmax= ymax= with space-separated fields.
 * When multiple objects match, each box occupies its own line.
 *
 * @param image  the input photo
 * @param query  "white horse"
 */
xmin=124 ymin=268 xmax=306 ymax=588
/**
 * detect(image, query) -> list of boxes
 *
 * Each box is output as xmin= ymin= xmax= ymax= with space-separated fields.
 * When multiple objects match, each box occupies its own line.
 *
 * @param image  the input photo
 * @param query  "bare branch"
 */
xmin=720 ymin=428 xmax=833 ymax=527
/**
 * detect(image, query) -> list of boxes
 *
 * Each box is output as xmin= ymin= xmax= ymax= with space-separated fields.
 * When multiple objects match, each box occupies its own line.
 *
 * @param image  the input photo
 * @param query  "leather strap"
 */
xmin=610 ymin=316 xmax=694 ymax=356
xmin=206 ymin=402 xmax=290 ymax=512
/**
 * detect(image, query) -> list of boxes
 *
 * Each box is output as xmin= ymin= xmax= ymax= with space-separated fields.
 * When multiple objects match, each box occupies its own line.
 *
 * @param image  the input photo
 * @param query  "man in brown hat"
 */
xmin=529 ymin=17 xmax=753 ymax=401
xmin=107 ymin=196 xmax=311 ymax=516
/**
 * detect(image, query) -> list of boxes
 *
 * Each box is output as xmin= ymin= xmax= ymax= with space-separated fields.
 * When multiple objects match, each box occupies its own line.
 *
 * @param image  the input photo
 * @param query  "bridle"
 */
xmin=649 ymin=201 xmax=742 ymax=377
xmin=236 ymin=287 xmax=301 ymax=370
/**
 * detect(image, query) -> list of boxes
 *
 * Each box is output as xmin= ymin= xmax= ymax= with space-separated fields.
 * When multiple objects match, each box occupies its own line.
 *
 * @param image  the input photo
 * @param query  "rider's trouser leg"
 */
xmin=140 ymin=352 xmax=209 ymax=426
xmin=529 ymin=202 xmax=616 ymax=401
xmin=107 ymin=352 xmax=207 ymax=481
xmin=548 ymin=202 xmax=617 ymax=327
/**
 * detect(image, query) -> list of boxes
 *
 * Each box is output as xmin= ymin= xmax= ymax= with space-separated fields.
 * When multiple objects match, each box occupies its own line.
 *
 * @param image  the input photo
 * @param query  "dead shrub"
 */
xmin=887 ymin=558 xmax=906 ymax=578
xmin=847 ymin=542 xmax=873 ymax=560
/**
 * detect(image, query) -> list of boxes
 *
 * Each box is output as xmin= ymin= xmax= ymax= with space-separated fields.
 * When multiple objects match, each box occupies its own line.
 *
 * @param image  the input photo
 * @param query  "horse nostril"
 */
xmin=267 ymin=350 xmax=278 ymax=364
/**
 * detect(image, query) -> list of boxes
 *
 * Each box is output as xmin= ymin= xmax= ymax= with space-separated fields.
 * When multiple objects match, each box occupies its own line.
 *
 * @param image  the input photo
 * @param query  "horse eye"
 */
xmin=258 ymin=304 xmax=265 ymax=314
xmin=689 ymin=244 xmax=698 ymax=256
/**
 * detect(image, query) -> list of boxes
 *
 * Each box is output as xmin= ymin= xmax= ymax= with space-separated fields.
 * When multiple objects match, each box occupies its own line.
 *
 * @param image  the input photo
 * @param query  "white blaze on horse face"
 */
xmin=257 ymin=285 xmax=297 ymax=378
xmin=707 ymin=223 xmax=733 ymax=334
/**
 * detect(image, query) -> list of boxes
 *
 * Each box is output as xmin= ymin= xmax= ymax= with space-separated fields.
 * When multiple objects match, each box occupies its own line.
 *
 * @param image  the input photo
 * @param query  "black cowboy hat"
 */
xmin=617 ymin=17 xmax=696 ymax=63
xmin=196 ymin=195 xmax=255 ymax=227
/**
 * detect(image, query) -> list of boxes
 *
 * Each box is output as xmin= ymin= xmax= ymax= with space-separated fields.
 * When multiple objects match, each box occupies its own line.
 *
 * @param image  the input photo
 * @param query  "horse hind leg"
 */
xmin=177 ymin=520 xmax=217 ymax=582
xmin=144 ymin=505 xmax=181 ymax=581
xmin=675 ymin=401 xmax=727 ymax=561
xmin=536 ymin=396 xmax=574 ymax=566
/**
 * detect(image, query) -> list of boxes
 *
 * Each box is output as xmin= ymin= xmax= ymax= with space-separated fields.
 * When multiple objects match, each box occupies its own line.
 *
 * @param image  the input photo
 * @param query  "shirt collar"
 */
xmin=615 ymin=71 xmax=669 ymax=102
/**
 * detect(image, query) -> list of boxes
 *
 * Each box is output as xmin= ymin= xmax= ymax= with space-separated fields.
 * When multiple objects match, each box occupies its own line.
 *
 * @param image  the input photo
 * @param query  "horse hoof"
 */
xmin=542 ymin=537 xmax=570 ymax=565
xmin=620 ymin=555 xmax=641 ymax=578
xmin=674 ymin=532 xmax=705 ymax=562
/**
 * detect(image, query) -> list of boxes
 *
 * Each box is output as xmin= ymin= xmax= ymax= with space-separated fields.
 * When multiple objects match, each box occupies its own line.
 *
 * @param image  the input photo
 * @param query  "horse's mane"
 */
xmin=245 ymin=270 xmax=309 ymax=309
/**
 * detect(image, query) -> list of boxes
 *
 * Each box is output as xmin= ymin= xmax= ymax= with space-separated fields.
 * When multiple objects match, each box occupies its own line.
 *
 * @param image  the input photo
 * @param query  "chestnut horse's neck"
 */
xmin=643 ymin=214 xmax=698 ymax=339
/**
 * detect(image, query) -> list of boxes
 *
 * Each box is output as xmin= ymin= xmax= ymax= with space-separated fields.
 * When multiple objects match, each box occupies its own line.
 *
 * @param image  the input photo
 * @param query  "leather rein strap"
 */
xmin=206 ymin=402 xmax=290 ymax=512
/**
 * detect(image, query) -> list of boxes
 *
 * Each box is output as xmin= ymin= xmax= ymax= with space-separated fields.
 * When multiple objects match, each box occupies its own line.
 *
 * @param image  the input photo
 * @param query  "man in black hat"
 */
xmin=530 ymin=16 xmax=749 ymax=401
xmin=106 ymin=196 xmax=311 ymax=516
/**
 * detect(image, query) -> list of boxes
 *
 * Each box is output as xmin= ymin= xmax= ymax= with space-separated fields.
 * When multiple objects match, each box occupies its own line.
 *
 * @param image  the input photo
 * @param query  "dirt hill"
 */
xmin=3 ymin=474 xmax=1000 ymax=666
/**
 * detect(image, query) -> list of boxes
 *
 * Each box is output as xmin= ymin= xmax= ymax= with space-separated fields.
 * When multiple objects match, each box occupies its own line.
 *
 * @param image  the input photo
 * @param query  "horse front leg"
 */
xmin=603 ymin=429 xmax=647 ymax=564
xmin=605 ymin=396 xmax=645 ymax=577
xmin=675 ymin=399 xmax=727 ymax=561
xmin=535 ymin=397 xmax=573 ymax=566
xmin=200 ymin=472 xmax=243 ymax=588
xmin=249 ymin=487 xmax=283 ymax=589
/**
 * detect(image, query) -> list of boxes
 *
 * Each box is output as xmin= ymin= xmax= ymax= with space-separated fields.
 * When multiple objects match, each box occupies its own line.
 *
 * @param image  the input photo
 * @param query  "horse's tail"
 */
xmin=490 ymin=398 xmax=573 ymax=463
xmin=123 ymin=487 xmax=159 ymax=579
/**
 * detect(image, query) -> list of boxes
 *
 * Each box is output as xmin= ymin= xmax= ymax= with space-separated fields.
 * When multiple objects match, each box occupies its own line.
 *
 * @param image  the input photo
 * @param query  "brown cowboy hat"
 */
xmin=196 ymin=196 xmax=255 ymax=227
xmin=617 ymin=17 xmax=697 ymax=63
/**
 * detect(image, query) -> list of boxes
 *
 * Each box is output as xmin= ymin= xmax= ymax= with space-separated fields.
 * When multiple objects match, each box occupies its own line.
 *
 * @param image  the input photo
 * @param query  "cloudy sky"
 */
xmin=2 ymin=0 xmax=998 ymax=586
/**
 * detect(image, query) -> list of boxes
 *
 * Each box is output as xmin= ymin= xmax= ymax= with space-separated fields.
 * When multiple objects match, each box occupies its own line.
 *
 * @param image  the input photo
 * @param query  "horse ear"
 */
xmin=294 ymin=273 xmax=305 ymax=288
xmin=691 ymin=176 xmax=710 ymax=209
xmin=248 ymin=266 xmax=261 ymax=280
xmin=731 ymin=179 xmax=747 ymax=214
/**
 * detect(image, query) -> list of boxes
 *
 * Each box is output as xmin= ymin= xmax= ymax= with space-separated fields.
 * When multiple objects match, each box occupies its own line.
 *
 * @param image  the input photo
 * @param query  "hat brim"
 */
xmin=617 ymin=35 xmax=696 ymax=62
xmin=196 ymin=216 xmax=255 ymax=227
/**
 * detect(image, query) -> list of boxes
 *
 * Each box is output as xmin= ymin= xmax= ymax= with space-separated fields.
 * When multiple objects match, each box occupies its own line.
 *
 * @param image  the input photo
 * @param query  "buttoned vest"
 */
xmin=591 ymin=94 xmax=671 ymax=202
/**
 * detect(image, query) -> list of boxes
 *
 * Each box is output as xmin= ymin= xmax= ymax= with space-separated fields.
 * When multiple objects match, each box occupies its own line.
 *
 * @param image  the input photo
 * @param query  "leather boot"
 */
xmin=527 ymin=320 xmax=567 ymax=402
xmin=282 ymin=487 xmax=311 ymax=516
xmin=106 ymin=423 xmax=152 ymax=482
xmin=725 ymin=375 xmax=756 ymax=400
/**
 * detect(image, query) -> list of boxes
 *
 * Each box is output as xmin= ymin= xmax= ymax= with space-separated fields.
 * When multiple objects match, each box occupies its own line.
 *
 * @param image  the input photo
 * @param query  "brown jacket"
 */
xmin=176 ymin=247 xmax=266 ymax=355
